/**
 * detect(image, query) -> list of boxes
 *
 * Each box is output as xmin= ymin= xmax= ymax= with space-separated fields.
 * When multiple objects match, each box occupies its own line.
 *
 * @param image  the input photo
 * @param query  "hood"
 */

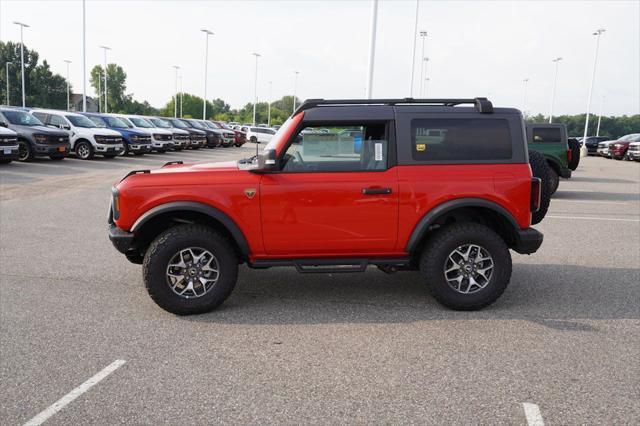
xmin=115 ymin=128 xmax=151 ymax=137
xmin=12 ymin=124 xmax=67 ymax=136
xmin=186 ymin=128 xmax=206 ymax=135
xmin=0 ymin=127 xmax=17 ymax=136
xmin=150 ymin=160 xmax=238 ymax=175
xmin=148 ymin=127 xmax=173 ymax=135
xmin=83 ymin=127 xmax=122 ymax=137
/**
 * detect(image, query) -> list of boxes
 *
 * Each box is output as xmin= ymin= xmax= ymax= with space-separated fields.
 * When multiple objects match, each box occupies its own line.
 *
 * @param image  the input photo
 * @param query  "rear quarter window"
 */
xmin=532 ymin=127 xmax=562 ymax=143
xmin=411 ymin=118 xmax=512 ymax=162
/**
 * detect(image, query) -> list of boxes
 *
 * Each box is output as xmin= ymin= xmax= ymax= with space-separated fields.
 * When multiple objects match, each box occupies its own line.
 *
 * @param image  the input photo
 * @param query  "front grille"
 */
xmin=132 ymin=136 xmax=152 ymax=144
xmin=174 ymin=134 xmax=190 ymax=141
xmin=0 ymin=137 xmax=18 ymax=146
xmin=628 ymin=145 xmax=639 ymax=152
xmin=48 ymin=135 xmax=69 ymax=144
xmin=153 ymin=133 xmax=172 ymax=141
xmin=96 ymin=136 xmax=123 ymax=144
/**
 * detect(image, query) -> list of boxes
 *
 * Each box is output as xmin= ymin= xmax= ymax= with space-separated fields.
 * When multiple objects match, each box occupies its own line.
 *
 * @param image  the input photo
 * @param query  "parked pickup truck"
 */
xmin=526 ymin=123 xmax=572 ymax=194
xmin=108 ymin=97 xmax=543 ymax=315
xmin=0 ymin=126 xmax=19 ymax=163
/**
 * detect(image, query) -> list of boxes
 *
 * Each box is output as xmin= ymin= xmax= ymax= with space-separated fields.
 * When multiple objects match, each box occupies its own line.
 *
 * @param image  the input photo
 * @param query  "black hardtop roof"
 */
xmin=295 ymin=97 xmax=502 ymax=115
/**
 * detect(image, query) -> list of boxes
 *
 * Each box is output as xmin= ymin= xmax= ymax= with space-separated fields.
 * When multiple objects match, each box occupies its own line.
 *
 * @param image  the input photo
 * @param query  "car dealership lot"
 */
xmin=1 ymin=153 xmax=638 ymax=424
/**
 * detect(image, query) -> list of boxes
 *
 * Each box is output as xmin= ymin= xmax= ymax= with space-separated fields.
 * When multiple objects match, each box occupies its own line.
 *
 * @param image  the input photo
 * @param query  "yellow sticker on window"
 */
xmin=416 ymin=143 xmax=426 ymax=152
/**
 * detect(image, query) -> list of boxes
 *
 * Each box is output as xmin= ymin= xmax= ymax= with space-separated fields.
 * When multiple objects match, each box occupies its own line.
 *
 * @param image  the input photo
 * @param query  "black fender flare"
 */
xmin=544 ymin=156 xmax=562 ymax=174
xmin=130 ymin=201 xmax=250 ymax=256
xmin=405 ymin=198 xmax=520 ymax=252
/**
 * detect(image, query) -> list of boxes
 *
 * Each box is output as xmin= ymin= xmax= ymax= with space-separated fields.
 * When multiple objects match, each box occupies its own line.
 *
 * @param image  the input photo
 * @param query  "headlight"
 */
xmin=130 ymin=135 xmax=140 ymax=142
xmin=95 ymin=135 xmax=106 ymax=143
xmin=34 ymin=134 xmax=47 ymax=143
xmin=614 ymin=144 xmax=623 ymax=148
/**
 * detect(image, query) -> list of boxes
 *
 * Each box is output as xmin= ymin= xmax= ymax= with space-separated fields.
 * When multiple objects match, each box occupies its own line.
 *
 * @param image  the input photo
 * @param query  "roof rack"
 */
xmin=293 ymin=97 xmax=493 ymax=115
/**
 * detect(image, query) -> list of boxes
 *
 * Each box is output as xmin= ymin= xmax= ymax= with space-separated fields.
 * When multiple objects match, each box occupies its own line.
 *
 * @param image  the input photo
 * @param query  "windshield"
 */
xmin=87 ymin=116 xmax=107 ymax=127
xmin=130 ymin=117 xmax=153 ymax=128
xmin=149 ymin=118 xmax=171 ymax=128
xmin=2 ymin=110 xmax=44 ymax=126
xmin=104 ymin=116 xmax=130 ymax=128
xmin=170 ymin=119 xmax=189 ymax=129
xmin=620 ymin=134 xmax=640 ymax=141
xmin=66 ymin=115 xmax=97 ymax=128
xmin=189 ymin=120 xmax=205 ymax=130
xmin=210 ymin=121 xmax=223 ymax=129
xmin=202 ymin=121 xmax=216 ymax=129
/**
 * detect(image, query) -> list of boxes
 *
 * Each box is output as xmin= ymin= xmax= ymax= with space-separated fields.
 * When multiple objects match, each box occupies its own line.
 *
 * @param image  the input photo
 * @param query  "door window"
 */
xmin=49 ymin=115 xmax=68 ymax=128
xmin=281 ymin=123 xmax=388 ymax=172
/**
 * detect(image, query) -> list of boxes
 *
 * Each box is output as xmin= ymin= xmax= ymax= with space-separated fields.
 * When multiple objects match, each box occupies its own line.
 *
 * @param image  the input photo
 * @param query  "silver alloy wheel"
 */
xmin=18 ymin=141 xmax=29 ymax=161
xmin=444 ymin=244 xmax=494 ymax=294
xmin=77 ymin=142 xmax=90 ymax=159
xmin=165 ymin=247 xmax=219 ymax=299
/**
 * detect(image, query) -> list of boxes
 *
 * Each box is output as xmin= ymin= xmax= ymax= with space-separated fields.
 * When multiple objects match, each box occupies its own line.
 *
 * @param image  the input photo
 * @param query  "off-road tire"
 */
xmin=143 ymin=224 xmax=238 ymax=315
xmin=75 ymin=140 xmax=94 ymax=160
xmin=528 ymin=150 xmax=551 ymax=225
xmin=547 ymin=165 xmax=559 ymax=194
xmin=18 ymin=140 xmax=33 ymax=161
xmin=420 ymin=223 xmax=512 ymax=311
xmin=567 ymin=138 xmax=580 ymax=170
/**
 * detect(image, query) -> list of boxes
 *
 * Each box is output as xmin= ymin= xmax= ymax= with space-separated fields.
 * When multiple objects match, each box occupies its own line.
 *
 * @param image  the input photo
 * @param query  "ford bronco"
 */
xmin=526 ymin=123 xmax=572 ymax=194
xmin=108 ymin=98 xmax=543 ymax=315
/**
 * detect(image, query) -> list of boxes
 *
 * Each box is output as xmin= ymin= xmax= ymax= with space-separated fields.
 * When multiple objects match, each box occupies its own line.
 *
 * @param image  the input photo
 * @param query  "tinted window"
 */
xmin=49 ymin=115 xmax=67 ymax=127
xmin=532 ymin=127 xmax=562 ymax=143
xmin=281 ymin=124 xmax=387 ymax=172
xmin=411 ymin=118 xmax=512 ymax=162
xmin=67 ymin=115 xmax=97 ymax=128
xmin=32 ymin=112 xmax=47 ymax=122
xmin=88 ymin=116 xmax=107 ymax=127
xmin=2 ymin=110 xmax=44 ymax=126
xmin=104 ymin=116 xmax=130 ymax=128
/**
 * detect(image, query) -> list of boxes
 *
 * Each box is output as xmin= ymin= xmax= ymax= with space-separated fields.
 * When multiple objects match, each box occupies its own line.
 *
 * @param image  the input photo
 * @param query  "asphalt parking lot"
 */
xmin=1 ymin=150 xmax=639 ymax=425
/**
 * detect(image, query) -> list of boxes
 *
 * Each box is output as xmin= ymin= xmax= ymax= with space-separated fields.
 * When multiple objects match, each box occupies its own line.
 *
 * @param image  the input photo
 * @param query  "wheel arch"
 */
xmin=545 ymin=157 xmax=562 ymax=175
xmin=130 ymin=201 xmax=251 ymax=262
xmin=406 ymin=198 xmax=521 ymax=255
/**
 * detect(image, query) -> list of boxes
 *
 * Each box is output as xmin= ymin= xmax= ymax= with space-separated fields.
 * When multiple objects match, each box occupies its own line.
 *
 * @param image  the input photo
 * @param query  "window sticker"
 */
xmin=375 ymin=142 xmax=383 ymax=161
xmin=416 ymin=143 xmax=426 ymax=152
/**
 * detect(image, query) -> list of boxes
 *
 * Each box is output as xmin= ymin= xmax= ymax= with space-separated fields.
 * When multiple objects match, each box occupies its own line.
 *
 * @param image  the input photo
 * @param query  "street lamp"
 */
xmin=548 ymin=57 xmax=562 ymax=123
xmin=179 ymin=75 xmax=183 ymax=118
xmin=82 ymin=0 xmax=86 ymax=111
xmin=13 ymin=21 xmax=29 ymax=107
xmin=596 ymin=95 xmax=605 ymax=137
xmin=99 ymin=45 xmax=111 ymax=113
xmin=172 ymin=65 xmax=180 ymax=118
xmin=521 ymin=78 xmax=530 ymax=117
xmin=409 ymin=0 xmax=420 ymax=96
xmin=252 ymin=53 xmax=261 ymax=127
xmin=5 ymin=62 xmax=11 ymax=106
xmin=292 ymin=71 xmax=299 ymax=113
xmin=581 ymin=28 xmax=605 ymax=157
xmin=268 ymin=80 xmax=273 ymax=126
xmin=365 ymin=0 xmax=379 ymax=99
xmin=63 ymin=59 xmax=72 ymax=110
xmin=418 ymin=31 xmax=427 ymax=97
xmin=201 ymin=29 xmax=213 ymax=120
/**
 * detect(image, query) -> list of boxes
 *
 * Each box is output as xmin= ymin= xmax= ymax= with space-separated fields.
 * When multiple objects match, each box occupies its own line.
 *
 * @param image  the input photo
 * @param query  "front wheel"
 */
xmin=419 ymin=223 xmax=512 ymax=311
xmin=75 ymin=141 xmax=94 ymax=160
xmin=18 ymin=140 xmax=33 ymax=161
xmin=143 ymin=224 xmax=239 ymax=315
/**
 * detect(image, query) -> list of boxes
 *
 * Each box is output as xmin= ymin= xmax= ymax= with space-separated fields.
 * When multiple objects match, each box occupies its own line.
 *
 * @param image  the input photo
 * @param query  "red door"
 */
xmin=259 ymin=169 xmax=399 ymax=256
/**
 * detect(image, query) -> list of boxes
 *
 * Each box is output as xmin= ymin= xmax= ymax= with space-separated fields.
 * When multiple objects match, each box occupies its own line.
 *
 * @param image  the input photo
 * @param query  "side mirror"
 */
xmin=61 ymin=124 xmax=70 ymax=130
xmin=0 ymin=122 xmax=7 ymax=128
xmin=254 ymin=148 xmax=278 ymax=173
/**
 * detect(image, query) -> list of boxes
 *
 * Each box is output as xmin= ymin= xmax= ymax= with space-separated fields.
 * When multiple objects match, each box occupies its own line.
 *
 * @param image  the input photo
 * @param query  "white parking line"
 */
xmin=552 ymin=199 xmax=630 ymax=205
xmin=23 ymin=359 xmax=126 ymax=426
xmin=546 ymin=215 xmax=640 ymax=223
xmin=522 ymin=402 xmax=545 ymax=426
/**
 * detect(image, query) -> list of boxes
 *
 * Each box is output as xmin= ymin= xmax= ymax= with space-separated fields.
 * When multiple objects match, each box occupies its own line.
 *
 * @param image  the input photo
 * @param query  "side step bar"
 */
xmin=249 ymin=257 xmax=411 ymax=273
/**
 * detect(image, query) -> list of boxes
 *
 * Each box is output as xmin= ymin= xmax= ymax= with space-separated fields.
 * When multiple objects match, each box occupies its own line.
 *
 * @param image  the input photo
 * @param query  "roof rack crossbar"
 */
xmin=294 ymin=97 xmax=493 ymax=114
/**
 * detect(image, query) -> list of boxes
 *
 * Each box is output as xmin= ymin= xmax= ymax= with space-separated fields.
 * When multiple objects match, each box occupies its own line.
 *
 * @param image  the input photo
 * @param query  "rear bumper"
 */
xmin=513 ymin=228 xmax=543 ymax=255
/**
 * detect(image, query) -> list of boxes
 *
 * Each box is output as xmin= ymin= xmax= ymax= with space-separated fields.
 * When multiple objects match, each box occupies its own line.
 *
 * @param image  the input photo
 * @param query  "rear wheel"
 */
xmin=567 ymin=138 xmax=580 ymax=170
xmin=143 ymin=224 xmax=238 ymax=315
xmin=420 ymin=223 xmax=512 ymax=311
xmin=18 ymin=140 xmax=33 ymax=161
xmin=547 ymin=165 xmax=559 ymax=194
xmin=528 ymin=150 xmax=551 ymax=225
xmin=75 ymin=140 xmax=94 ymax=160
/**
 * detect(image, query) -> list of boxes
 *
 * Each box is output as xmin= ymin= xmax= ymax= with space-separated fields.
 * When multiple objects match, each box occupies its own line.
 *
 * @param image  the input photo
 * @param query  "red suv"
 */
xmin=108 ymin=98 xmax=543 ymax=315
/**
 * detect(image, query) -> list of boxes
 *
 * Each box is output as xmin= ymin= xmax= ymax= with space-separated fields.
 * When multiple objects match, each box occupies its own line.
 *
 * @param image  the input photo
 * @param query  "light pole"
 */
xmin=420 ymin=56 xmax=429 ymax=97
xmin=424 ymin=77 xmax=430 ymax=98
xmin=82 ymin=0 xmax=86 ymax=112
xmin=581 ymin=28 xmax=605 ymax=157
xmin=267 ymin=80 xmax=272 ymax=126
xmin=252 ymin=52 xmax=261 ymax=126
xmin=292 ymin=71 xmax=299 ymax=113
xmin=99 ymin=45 xmax=111 ymax=113
xmin=596 ymin=95 xmax=605 ymax=137
xmin=5 ymin=62 xmax=11 ymax=106
xmin=409 ymin=0 xmax=419 ymax=96
xmin=521 ymin=78 xmax=529 ymax=117
xmin=418 ymin=31 xmax=427 ymax=97
xmin=179 ymin=75 xmax=183 ymax=118
xmin=172 ymin=65 xmax=180 ymax=118
xmin=13 ymin=21 xmax=29 ymax=107
xmin=63 ymin=59 xmax=71 ymax=110
xmin=365 ymin=0 xmax=379 ymax=99
xmin=548 ymin=57 xmax=562 ymax=123
xmin=201 ymin=29 xmax=213 ymax=120
xmin=97 ymin=74 xmax=101 ymax=112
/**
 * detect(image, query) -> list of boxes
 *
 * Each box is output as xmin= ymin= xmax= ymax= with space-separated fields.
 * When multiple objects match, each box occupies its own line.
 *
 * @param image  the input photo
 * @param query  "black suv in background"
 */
xmin=163 ymin=117 xmax=207 ymax=149
xmin=0 ymin=107 xmax=71 ymax=161
xmin=180 ymin=118 xmax=222 ymax=148
xmin=582 ymin=136 xmax=610 ymax=155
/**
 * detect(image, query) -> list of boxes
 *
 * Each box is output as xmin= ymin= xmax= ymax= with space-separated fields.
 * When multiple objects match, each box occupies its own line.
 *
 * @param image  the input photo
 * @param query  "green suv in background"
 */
xmin=526 ymin=123 xmax=572 ymax=194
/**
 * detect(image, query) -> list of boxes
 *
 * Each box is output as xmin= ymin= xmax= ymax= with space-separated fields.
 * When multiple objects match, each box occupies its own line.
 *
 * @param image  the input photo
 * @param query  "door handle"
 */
xmin=362 ymin=187 xmax=392 ymax=195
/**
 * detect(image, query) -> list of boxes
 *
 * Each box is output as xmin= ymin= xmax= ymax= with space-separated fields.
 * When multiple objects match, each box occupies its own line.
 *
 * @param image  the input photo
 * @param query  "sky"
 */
xmin=0 ymin=0 xmax=638 ymax=116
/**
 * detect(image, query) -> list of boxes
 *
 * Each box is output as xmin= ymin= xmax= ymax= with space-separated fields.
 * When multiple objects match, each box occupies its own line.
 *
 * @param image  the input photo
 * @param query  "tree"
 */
xmin=90 ymin=64 xmax=127 ymax=112
xmin=0 ymin=41 xmax=68 ymax=108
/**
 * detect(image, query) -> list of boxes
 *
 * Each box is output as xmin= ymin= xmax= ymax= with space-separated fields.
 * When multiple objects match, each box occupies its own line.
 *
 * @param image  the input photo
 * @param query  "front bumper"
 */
xmin=96 ymin=143 xmax=124 ymax=154
xmin=34 ymin=143 xmax=71 ymax=156
xmin=586 ymin=144 xmax=599 ymax=154
xmin=0 ymin=145 xmax=19 ymax=160
xmin=513 ymin=228 xmax=543 ymax=255
xmin=108 ymin=223 xmax=135 ymax=254
xmin=628 ymin=150 xmax=640 ymax=160
xmin=128 ymin=144 xmax=152 ymax=153
xmin=152 ymin=141 xmax=174 ymax=150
